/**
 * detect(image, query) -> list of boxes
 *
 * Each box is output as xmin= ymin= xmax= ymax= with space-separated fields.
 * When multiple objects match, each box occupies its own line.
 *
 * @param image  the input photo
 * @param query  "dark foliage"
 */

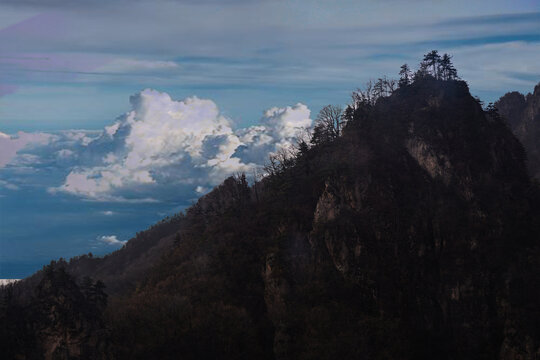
xmin=1 ymin=264 xmax=109 ymax=359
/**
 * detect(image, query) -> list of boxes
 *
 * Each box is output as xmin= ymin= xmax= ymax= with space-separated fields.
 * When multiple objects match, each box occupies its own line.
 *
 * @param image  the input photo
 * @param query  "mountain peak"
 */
xmin=3 ymin=68 xmax=540 ymax=359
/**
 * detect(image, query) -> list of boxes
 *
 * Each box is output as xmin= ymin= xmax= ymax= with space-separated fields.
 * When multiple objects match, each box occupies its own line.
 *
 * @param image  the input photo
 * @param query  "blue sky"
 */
xmin=0 ymin=0 xmax=539 ymax=278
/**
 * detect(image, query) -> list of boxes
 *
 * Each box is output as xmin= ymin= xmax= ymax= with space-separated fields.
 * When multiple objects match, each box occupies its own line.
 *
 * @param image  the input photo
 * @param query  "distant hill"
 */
xmin=2 ymin=76 xmax=540 ymax=359
xmin=496 ymin=82 xmax=540 ymax=180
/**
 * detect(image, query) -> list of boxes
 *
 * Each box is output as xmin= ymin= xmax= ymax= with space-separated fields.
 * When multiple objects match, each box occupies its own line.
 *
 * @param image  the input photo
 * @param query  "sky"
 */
xmin=0 ymin=0 xmax=539 ymax=278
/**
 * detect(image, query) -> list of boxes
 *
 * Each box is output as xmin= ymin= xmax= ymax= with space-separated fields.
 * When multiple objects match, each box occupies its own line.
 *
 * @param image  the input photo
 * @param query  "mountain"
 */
xmin=496 ymin=82 xmax=540 ymax=180
xmin=2 ymin=77 xmax=540 ymax=359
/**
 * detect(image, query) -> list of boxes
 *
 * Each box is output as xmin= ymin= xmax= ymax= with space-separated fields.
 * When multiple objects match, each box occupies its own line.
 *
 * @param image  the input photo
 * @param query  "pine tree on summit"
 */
xmin=399 ymin=64 xmax=412 ymax=87
xmin=438 ymin=53 xmax=458 ymax=80
xmin=415 ymin=61 xmax=430 ymax=81
xmin=423 ymin=50 xmax=441 ymax=78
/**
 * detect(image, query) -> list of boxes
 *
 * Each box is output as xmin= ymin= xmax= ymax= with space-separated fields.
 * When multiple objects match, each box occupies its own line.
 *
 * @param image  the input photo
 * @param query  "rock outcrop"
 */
xmin=497 ymin=82 xmax=540 ymax=179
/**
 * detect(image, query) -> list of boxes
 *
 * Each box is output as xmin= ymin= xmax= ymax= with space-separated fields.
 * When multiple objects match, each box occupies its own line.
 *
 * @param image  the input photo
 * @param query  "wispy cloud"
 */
xmin=0 ymin=179 xmax=19 ymax=190
xmin=96 ymin=58 xmax=180 ymax=73
xmin=1 ymin=4 xmax=538 ymax=122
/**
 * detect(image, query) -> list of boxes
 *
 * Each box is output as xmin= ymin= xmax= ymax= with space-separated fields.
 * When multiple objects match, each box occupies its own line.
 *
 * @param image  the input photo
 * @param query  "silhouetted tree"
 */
xmin=423 ymin=50 xmax=441 ymax=78
xmin=319 ymin=104 xmax=344 ymax=137
xmin=399 ymin=64 xmax=412 ymax=87
xmin=414 ymin=61 xmax=430 ymax=81
xmin=311 ymin=123 xmax=332 ymax=146
xmin=484 ymin=102 xmax=503 ymax=123
xmin=297 ymin=140 xmax=309 ymax=156
xmin=265 ymin=148 xmax=296 ymax=175
xmin=352 ymin=80 xmax=377 ymax=106
xmin=373 ymin=77 xmax=396 ymax=97
xmin=311 ymin=105 xmax=343 ymax=146
xmin=373 ymin=79 xmax=385 ymax=99
xmin=474 ymin=96 xmax=484 ymax=107
xmin=438 ymin=53 xmax=458 ymax=80
xmin=445 ymin=56 xmax=458 ymax=80
xmin=384 ymin=76 xmax=397 ymax=94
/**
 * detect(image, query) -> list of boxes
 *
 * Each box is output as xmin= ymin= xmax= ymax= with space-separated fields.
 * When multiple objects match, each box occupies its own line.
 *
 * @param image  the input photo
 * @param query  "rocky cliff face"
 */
xmin=269 ymin=79 xmax=539 ymax=359
xmin=496 ymin=82 xmax=540 ymax=180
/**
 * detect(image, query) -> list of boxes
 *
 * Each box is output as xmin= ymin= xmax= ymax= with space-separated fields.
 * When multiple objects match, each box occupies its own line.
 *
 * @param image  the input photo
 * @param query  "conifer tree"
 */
xmin=414 ymin=61 xmax=430 ymax=80
xmin=399 ymin=64 xmax=412 ymax=87
xmin=423 ymin=50 xmax=441 ymax=78
xmin=438 ymin=53 xmax=458 ymax=80
xmin=447 ymin=61 xmax=458 ymax=80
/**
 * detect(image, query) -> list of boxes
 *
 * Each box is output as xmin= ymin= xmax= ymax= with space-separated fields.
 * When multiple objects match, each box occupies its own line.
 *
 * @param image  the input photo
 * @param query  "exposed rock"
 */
xmin=497 ymin=82 xmax=540 ymax=180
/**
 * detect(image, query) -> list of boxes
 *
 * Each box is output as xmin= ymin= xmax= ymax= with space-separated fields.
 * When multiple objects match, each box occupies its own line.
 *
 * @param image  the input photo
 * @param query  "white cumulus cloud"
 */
xmin=1 ymin=89 xmax=311 ymax=203
xmin=97 ymin=235 xmax=126 ymax=246
xmin=234 ymin=103 xmax=311 ymax=165
xmin=48 ymin=89 xmax=312 ymax=202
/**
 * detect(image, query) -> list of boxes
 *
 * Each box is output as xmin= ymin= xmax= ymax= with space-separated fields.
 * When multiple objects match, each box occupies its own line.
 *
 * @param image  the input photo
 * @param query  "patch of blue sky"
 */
xmin=0 ymin=185 xmax=187 ymax=277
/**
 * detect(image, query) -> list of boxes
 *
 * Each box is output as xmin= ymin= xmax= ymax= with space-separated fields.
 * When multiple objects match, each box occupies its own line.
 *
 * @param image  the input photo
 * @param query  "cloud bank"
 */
xmin=1 ymin=89 xmax=311 ymax=202
xmin=0 ymin=131 xmax=54 ymax=167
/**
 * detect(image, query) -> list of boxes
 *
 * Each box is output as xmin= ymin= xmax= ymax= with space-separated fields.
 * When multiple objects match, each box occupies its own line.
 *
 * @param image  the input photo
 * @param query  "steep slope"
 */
xmin=65 ymin=215 xmax=183 ymax=295
xmin=496 ymin=82 xmax=540 ymax=179
xmin=2 ymin=78 xmax=539 ymax=359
